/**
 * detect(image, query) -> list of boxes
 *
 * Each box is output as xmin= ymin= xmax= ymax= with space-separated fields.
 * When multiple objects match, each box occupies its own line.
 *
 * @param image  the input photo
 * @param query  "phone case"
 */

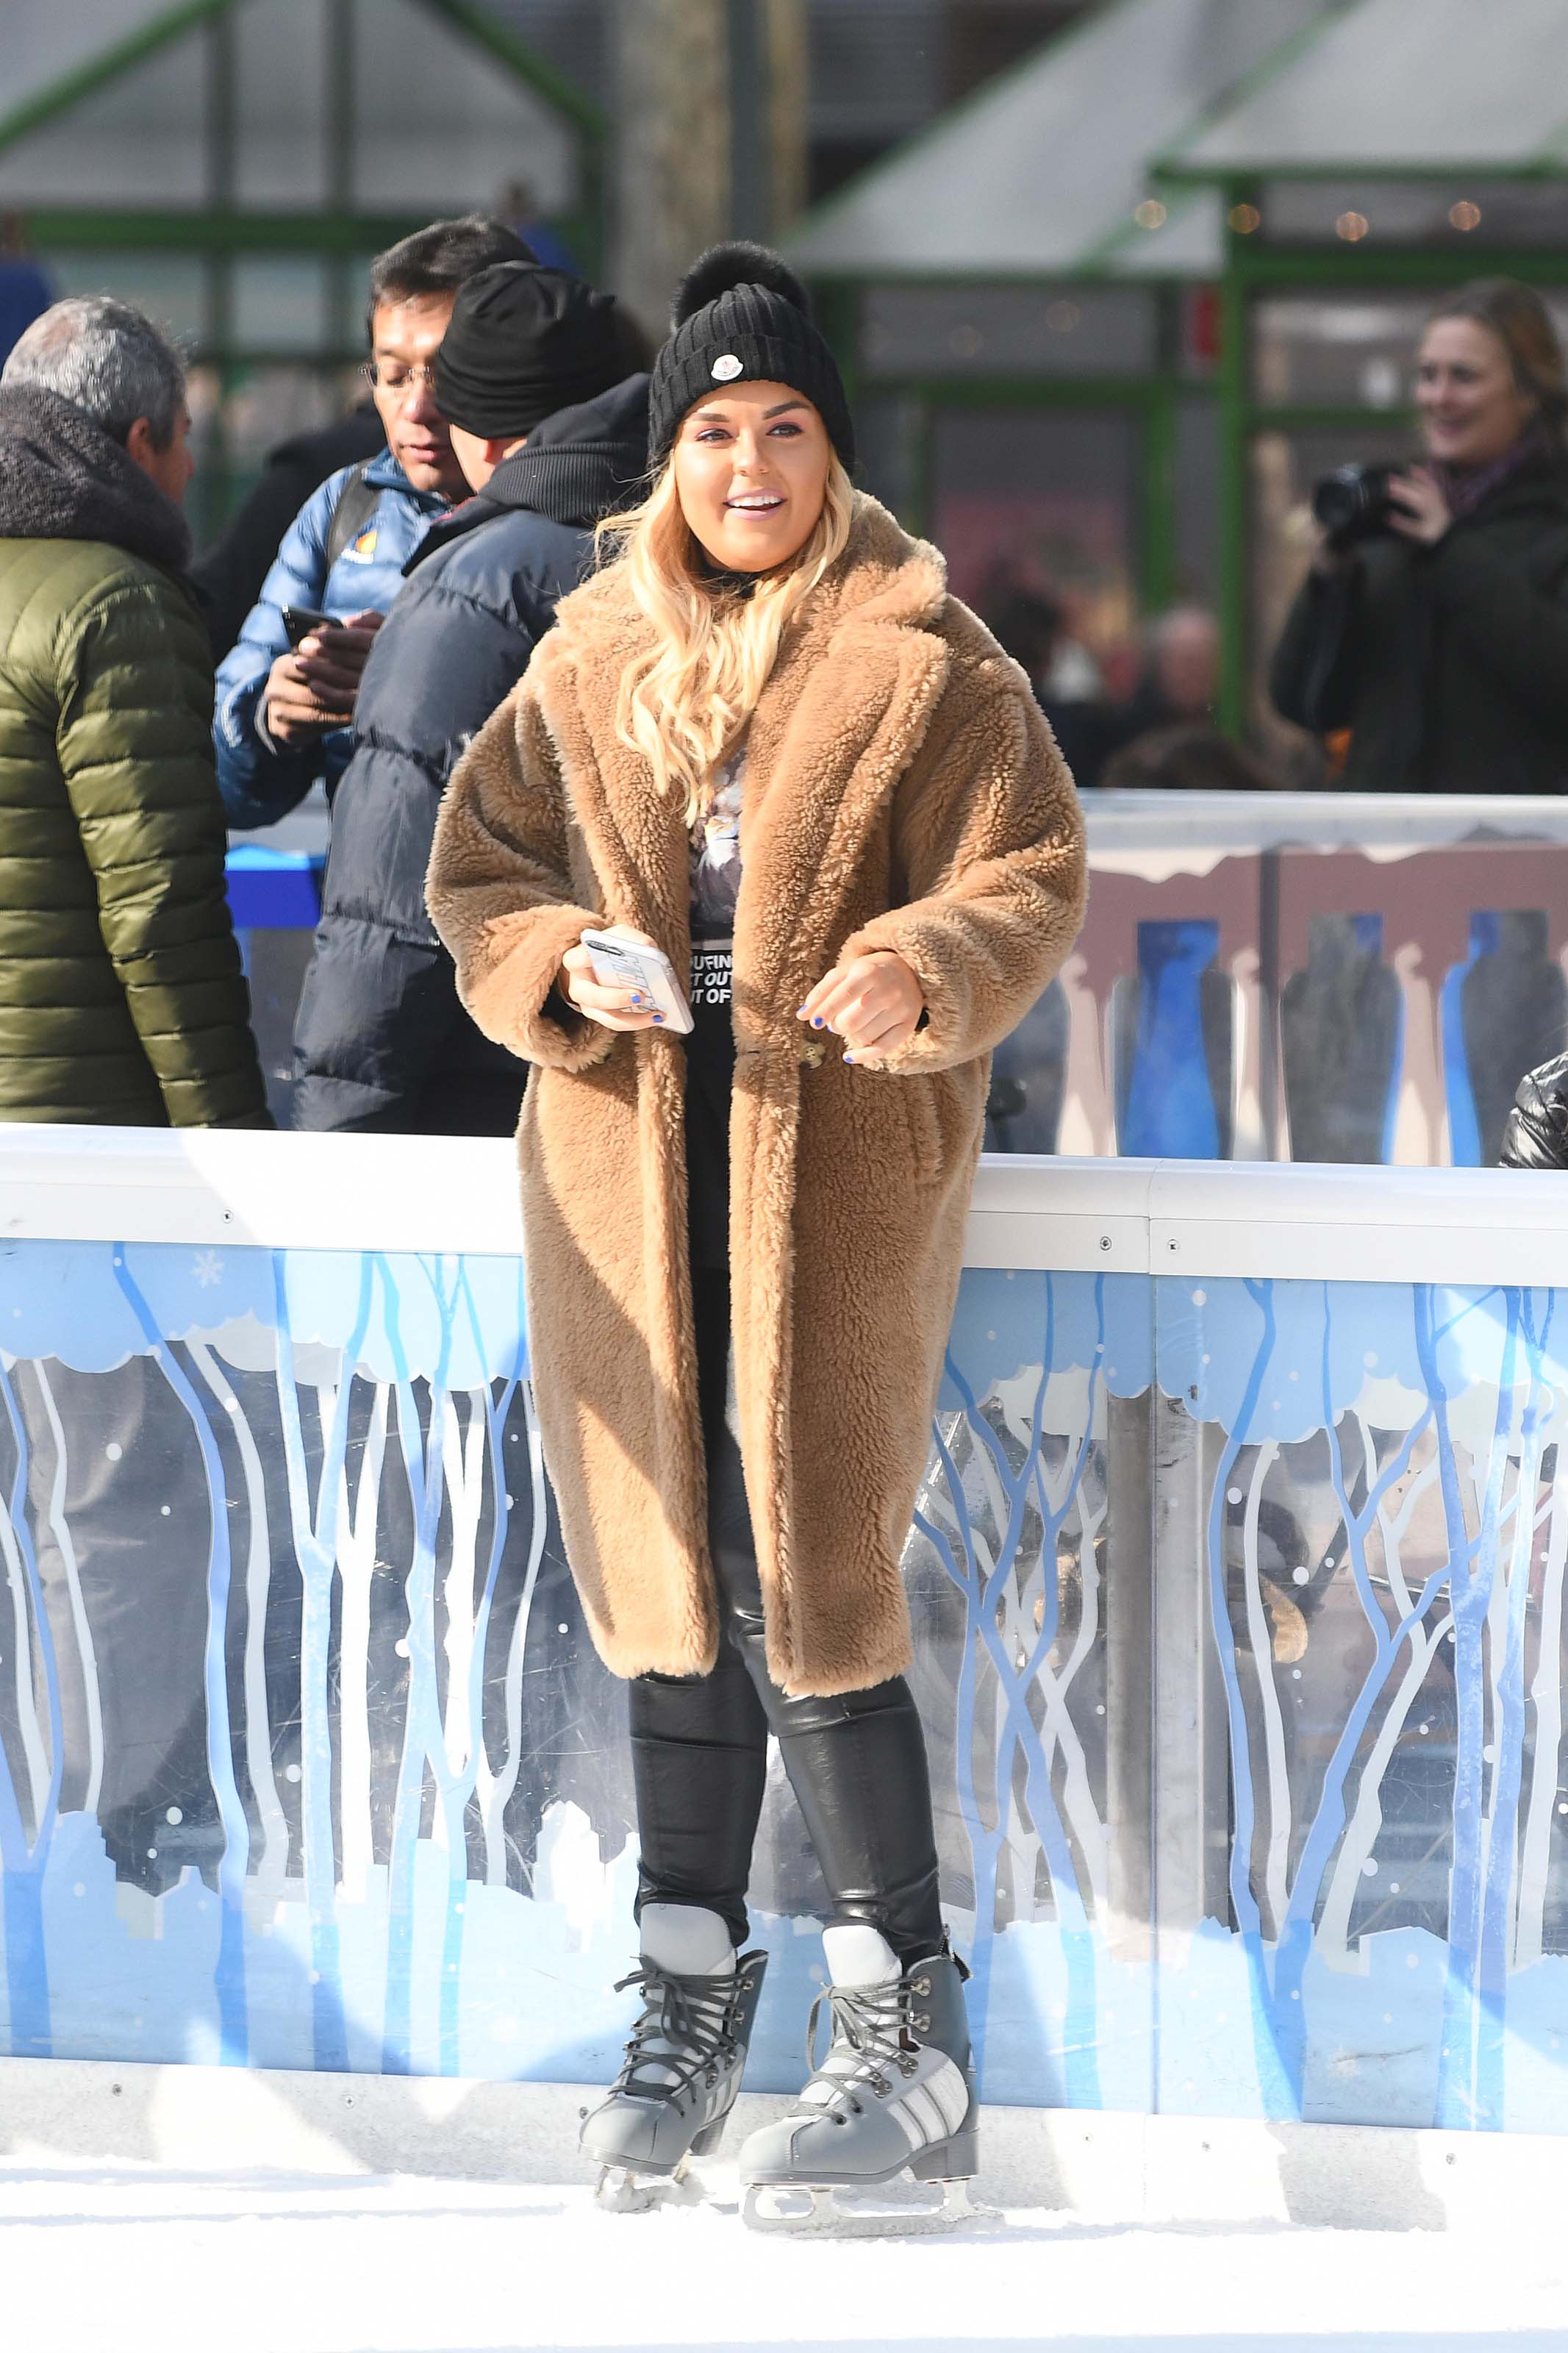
xmin=581 ymin=929 xmax=695 ymax=1034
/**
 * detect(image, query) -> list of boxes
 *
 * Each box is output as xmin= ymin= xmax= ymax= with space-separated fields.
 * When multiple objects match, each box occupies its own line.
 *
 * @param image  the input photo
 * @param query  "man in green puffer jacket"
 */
xmin=0 ymin=297 xmax=268 ymax=1126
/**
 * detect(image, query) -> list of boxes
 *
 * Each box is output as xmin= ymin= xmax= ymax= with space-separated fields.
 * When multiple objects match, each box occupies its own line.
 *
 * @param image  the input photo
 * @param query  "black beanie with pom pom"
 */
xmin=645 ymin=240 xmax=854 ymax=474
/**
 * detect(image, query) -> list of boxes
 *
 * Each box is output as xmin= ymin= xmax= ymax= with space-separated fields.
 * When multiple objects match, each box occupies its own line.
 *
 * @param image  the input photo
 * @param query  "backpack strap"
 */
xmin=323 ymin=459 xmax=382 ymax=574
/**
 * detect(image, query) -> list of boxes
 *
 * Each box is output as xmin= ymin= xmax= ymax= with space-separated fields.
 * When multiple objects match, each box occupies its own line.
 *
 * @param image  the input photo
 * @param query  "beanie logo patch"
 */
xmin=710 ymin=353 xmax=744 ymax=382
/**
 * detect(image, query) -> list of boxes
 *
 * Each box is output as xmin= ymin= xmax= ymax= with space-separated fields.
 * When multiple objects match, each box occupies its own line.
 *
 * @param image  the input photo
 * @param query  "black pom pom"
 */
xmin=671 ymin=241 xmax=810 ymax=331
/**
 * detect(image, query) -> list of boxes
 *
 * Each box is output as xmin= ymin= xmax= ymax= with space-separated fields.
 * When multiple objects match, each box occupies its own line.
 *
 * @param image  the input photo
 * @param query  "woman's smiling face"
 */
xmin=672 ymin=379 xmax=831 ymax=573
xmin=1415 ymin=315 xmax=1536 ymax=468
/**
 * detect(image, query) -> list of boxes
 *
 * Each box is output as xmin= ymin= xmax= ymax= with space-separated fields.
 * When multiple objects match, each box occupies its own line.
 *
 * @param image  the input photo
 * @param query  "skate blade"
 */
xmin=742 ymin=2177 xmax=983 ymax=2238
xmin=593 ymin=2154 xmax=706 ymax=2215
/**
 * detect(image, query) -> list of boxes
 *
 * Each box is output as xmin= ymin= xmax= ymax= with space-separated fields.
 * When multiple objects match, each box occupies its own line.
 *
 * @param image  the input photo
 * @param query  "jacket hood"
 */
xmin=404 ymin=372 xmax=650 ymax=575
xmin=0 ymin=382 xmax=192 ymax=572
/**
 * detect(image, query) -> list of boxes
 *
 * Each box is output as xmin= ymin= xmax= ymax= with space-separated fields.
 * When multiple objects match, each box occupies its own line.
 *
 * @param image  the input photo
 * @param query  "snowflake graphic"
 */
xmin=192 ymin=1249 xmax=223 ymax=1288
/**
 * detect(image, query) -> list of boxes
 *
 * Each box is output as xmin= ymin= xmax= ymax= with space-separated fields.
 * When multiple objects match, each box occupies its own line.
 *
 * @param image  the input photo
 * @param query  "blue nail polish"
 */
xmin=844 ymin=1051 xmax=856 ymax=1063
xmin=651 ymin=1012 xmax=665 ymax=1024
xmin=795 ymin=1006 xmax=808 ymax=1018
xmin=812 ymin=1015 xmax=824 ymax=1029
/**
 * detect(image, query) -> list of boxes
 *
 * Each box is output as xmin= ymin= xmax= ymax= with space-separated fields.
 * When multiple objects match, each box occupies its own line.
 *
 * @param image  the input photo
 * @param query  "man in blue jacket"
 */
xmin=213 ymin=214 xmax=534 ymax=828
xmin=290 ymin=263 xmax=647 ymax=1132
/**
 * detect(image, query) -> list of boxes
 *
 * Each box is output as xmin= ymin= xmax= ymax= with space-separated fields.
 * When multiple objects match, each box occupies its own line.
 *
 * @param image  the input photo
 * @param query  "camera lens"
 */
xmin=1312 ymin=468 xmax=1366 ymax=535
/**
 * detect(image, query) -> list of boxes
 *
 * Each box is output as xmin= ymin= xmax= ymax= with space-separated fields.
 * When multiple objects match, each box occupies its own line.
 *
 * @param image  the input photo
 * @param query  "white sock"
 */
xmin=639 ymin=1903 xmax=735 ymax=1978
xmin=822 ymin=1923 xmax=901 ymax=1988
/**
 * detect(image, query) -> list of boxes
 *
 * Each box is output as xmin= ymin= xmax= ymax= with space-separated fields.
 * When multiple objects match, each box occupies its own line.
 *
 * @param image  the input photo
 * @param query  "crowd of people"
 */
xmin=979 ymin=585 xmax=1260 ymax=790
xmin=3 ymin=238 xmax=1568 ymax=1155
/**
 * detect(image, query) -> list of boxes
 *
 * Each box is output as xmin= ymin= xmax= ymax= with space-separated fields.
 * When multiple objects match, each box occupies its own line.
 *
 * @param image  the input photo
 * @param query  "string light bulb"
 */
xmin=1336 ymin=210 xmax=1370 ymax=243
xmin=1134 ymin=199 xmax=1167 ymax=231
xmin=1228 ymin=203 xmax=1261 ymax=235
xmin=1450 ymin=199 xmax=1482 ymax=232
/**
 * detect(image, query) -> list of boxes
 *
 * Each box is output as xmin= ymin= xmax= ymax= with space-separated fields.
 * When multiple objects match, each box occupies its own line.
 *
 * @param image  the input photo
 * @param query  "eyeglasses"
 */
xmin=361 ymin=361 xmax=439 ymax=396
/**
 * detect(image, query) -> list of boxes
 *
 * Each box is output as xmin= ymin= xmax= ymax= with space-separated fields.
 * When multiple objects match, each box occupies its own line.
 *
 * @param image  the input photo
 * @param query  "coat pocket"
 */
xmin=898 ymin=1070 xmax=946 ymax=1185
xmin=897 ymin=1065 xmax=984 ymax=1186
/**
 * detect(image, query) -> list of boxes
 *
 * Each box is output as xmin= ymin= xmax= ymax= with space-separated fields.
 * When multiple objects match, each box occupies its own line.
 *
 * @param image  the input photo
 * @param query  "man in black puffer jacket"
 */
xmin=1501 ymin=1052 xmax=1568 ymax=1168
xmin=291 ymin=263 xmax=646 ymax=1132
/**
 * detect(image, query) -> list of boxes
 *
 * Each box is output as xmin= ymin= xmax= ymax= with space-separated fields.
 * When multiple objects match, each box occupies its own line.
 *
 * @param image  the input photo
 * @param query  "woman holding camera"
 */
xmin=1271 ymin=277 xmax=1568 ymax=793
xmin=427 ymin=244 xmax=1085 ymax=2224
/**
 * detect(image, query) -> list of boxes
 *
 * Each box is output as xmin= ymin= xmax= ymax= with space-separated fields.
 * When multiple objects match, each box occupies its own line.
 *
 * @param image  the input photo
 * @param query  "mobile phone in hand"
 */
xmin=581 ymin=928 xmax=694 ymax=1033
xmin=282 ymin=605 xmax=332 ymax=649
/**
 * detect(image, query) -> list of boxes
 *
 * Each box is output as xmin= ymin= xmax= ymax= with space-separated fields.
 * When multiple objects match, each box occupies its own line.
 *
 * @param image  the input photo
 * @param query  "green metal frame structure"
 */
xmin=1 ymin=0 xmax=604 ymax=526
xmin=792 ymin=0 xmax=1568 ymax=739
xmin=850 ymin=360 xmax=1191 ymax=617
xmin=813 ymin=264 xmax=1188 ymax=615
xmin=1150 ymin=0 xmax=1568 ymax=733
xmin=785 ymin=0 xmax=1254 ymax=635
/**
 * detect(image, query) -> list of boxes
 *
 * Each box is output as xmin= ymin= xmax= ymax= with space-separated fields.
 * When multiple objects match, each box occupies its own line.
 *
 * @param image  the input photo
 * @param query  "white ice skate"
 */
xmin=581 ymin=1904 xmax=767 ymax=2213
xmin=737 ymin=1926 xmax=981 ymax=2237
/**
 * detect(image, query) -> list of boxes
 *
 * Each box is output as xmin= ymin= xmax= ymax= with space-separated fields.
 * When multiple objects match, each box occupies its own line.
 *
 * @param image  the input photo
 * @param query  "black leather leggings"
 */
xmin=629 ymin=1268 xmax=945 ymax=1963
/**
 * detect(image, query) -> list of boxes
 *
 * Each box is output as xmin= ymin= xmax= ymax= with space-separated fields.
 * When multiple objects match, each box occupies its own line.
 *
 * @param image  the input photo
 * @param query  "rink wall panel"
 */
xmin=233 ymin=791 xmax=1568 ymax=1163
xmin=3 ymin=1129 xmax=1568 ymax=2132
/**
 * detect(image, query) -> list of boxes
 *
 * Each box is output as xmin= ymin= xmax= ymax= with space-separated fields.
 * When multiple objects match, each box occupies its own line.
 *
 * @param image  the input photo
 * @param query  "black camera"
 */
xmin=1311 ymin=462 xmax=1403 ymax=546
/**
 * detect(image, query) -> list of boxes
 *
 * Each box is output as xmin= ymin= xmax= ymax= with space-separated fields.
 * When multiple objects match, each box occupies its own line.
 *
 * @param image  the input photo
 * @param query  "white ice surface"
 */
xmin=4 ymin=2160 xmax=1568 ymax=2352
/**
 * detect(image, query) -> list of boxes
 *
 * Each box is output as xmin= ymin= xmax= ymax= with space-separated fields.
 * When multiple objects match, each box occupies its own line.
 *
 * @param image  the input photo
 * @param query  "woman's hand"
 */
xmin=798 ymin=951 xmax=925 ymax=1063
xmin=1387 ymin=465 xmax=1453 ymax=548
xmin=559 ymin=929 xmax=664 ymax=1032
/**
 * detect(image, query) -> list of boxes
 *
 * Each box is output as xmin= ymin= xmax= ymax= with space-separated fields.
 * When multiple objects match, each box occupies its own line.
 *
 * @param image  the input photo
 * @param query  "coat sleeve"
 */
xmin=211 ymin=472 xmax=343 ymax=827
xmin=57 ymin=575 xmax=272 ymax=1128
xmin=190 ymin=450 xmax=334 ymax=666
xmin=1428 ymin=526 xmax=1568 ymax=730
xmin=293 ymin=572 xmax=542 ymax=1129
xmin=1269 ymin=563 xmax=1364 ymax=733
xmin=425 ymin=671 xmax=612 ymax=1074
xmin=835 ymin=662 xmax=1087 ymax=1074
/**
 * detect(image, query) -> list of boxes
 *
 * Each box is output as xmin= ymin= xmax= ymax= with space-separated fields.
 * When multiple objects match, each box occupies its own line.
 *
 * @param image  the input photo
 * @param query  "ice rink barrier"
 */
xmin=3 ymin=1126 xmax=1568 ymax=2135
xmin=229 ymin=789 xmax=1568 ymax=1164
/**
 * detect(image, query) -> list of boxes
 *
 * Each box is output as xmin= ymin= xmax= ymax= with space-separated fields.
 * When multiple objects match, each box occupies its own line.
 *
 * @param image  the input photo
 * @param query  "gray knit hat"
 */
xmin=646 ymin=241 xmax=855 ymax=474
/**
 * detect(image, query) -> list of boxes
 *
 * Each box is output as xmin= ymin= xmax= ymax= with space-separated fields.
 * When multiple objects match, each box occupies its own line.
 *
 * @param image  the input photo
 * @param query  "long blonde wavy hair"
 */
xmin=595 ymin=453 xmax=856 ymax=828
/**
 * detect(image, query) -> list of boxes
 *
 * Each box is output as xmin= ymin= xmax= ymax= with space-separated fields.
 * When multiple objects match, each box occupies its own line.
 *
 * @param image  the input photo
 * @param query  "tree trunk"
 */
xmin=609 ymin=0 xmax=809 ymax=340
xmin=765 ymin=0 xmax=808 ymax=235
xmin=610 ymin=0 xmax=731 ymax=340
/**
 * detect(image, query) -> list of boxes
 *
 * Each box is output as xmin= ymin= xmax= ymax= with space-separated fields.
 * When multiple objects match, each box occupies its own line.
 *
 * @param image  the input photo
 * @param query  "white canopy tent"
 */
xmin=1161 ymin=0 xmax=1568 ymax=182
xmin=786 ymin=0 xmax=1335 ymax=281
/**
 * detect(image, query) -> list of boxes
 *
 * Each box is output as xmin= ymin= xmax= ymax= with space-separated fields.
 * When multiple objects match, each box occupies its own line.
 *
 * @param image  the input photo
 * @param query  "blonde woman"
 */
xmin=427 ymin=245 xmax=1086 ymax=2224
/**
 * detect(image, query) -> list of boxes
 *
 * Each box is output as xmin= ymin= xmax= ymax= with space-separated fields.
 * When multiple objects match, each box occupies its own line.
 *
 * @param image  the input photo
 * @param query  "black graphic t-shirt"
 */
xmin=684 ymin=750 xmax=744 ymax=1268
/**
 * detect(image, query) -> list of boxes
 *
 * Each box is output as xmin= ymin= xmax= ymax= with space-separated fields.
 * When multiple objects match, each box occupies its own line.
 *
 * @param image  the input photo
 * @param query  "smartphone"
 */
xmin=282 ymin=605 xmax=332 ymax=649
xmin=581 ymin=928 xmax=694 ymax=1034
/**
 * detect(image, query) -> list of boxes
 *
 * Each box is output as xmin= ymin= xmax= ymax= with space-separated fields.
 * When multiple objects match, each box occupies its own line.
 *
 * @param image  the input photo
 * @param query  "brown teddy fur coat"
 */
xmin=426 ymin=496 xmax=1086 ymax=1697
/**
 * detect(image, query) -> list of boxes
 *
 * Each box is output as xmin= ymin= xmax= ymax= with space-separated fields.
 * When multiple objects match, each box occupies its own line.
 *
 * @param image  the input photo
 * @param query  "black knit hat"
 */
xmin=434 ymin=262 xmax=626 ymax=439
xmin=646 ymin=242 xmax=854 ymax=473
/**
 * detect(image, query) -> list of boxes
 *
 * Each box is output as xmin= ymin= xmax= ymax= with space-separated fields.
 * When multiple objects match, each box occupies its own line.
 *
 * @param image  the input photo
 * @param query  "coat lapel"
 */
xmin=734 ymin=614 xmax=948 ymax=1038
xmin=734 ymin=504 xmax=950 ymax=1035
xmin=529 ymin=613 xmax=692 ymax=970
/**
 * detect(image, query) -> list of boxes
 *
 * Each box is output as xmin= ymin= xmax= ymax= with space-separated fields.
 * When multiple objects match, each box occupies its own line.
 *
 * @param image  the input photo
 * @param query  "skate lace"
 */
xmin=610 ymin=1963 xmax=744 ymax=2104
xmin=796 ymin=1977 xmax=925 ymax=2127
